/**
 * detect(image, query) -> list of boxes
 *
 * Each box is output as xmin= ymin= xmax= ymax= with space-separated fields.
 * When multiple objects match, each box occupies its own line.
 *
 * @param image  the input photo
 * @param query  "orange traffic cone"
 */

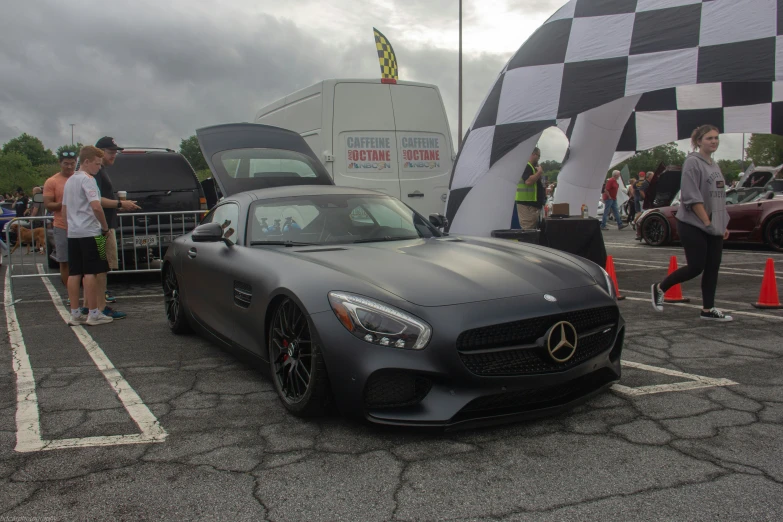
xmin=605 ymin=255 xmax=625 ymax=300
xmin=751 ymin=258 xmax=782 ymax=309
xmin=664 ymin=256 xmax=690 ymax=303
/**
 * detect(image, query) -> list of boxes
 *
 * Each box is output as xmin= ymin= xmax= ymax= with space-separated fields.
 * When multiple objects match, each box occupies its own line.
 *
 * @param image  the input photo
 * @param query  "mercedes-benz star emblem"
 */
xmin=546 ymin=321 xmax=578 ymax=363
xmin=544 ymin=294 xmax=557 ymax=302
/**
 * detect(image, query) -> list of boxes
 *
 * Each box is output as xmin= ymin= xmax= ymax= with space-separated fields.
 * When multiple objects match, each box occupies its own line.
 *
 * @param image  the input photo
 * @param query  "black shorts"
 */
xmin=68 ymin=236 xmax=109 ymax=276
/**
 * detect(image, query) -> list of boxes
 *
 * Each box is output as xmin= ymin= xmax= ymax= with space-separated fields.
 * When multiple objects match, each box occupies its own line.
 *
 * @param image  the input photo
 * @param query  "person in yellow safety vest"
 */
xmin=515 ymin=147 xmax=545 ymax=230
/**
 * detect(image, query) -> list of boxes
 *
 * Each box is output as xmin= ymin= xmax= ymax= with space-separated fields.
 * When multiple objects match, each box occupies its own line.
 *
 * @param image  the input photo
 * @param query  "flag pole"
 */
xmin=458 ymin=0 xmax=463 ymax=151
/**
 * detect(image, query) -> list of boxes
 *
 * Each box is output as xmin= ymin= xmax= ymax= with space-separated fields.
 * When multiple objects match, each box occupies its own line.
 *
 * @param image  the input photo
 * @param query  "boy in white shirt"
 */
xmin=62 ymin=146 xmax=113 ymax=326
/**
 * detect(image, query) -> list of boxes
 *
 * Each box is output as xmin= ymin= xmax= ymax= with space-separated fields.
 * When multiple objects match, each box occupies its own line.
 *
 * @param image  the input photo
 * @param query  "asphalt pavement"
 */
xmin=1 ymin=230 xmax=783 ymax=521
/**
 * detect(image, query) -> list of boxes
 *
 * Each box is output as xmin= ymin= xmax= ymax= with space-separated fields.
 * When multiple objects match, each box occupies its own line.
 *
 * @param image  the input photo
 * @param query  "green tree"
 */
xmin=179 ymin=135 xmax=208 ymax=171
xmin=2 ymin=133 xmax=57 ymax=166
xmin=56 ymin=142 xmax=84 ymax=157
xmin=539 ymin=160 xmax=561 ymax=172
xmin=717 ymin=159 xmax=743 ymax=183
xmin=745 ymin=134 xmax=783 ymax=166
xmin=0 ymin=152 xmax=37 ymax=194
xmin=613 ymin=143 xmax=686 ymax=176
xmin=544 ymin=169 xmax=559 ymax=182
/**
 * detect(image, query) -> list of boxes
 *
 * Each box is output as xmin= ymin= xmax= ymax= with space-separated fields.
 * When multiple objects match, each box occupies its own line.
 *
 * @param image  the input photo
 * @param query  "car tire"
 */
xmin=764 ymin=215 xmax=783 ymax=252
xmin=641 ymin=214 xmax=670 ymax=246
xmin=268 ymin=298 xmax=331 ymax=417
xmin=163 ymin=265 xmax=191 ymax=334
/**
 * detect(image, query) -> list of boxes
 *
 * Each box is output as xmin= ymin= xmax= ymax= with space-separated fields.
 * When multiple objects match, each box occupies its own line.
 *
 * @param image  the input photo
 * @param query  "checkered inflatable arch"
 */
xmin=447 ymin=0 xmax=783 ymax=236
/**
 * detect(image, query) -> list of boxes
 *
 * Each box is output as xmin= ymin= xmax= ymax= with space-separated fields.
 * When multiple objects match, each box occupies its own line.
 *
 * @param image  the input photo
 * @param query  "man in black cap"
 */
xmin=94 ymin=136 xmax=141 ymax=319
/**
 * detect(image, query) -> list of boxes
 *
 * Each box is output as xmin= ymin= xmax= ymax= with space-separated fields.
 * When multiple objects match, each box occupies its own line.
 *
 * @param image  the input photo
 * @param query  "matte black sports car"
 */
xmin=162 ymin=123 xmax=625 ymax=428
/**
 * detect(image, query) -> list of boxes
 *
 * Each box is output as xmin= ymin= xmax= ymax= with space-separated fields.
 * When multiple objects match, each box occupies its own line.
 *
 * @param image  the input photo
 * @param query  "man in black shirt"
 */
xmin=14 ymin=188 xmax=28 ymax=218
xmin=93 ymin=136 xmax=141 ymax=319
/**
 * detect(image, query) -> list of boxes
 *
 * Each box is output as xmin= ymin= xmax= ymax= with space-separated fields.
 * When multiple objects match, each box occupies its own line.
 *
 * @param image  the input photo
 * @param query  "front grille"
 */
xmin=364 ymin=371 xmax=432 ymax=409
xmin=457 ymin=307 xmax=618 ymax=376
xmin=455 ymin=368 xmax=616 ymax=420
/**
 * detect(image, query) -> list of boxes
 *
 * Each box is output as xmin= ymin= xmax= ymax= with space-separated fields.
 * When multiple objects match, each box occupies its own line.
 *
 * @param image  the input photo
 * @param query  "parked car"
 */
xmin=162 ymin=123 xmax=625 ymax=428
xmin=636 ymin=181 xmax=783 ymax=251
xmin=104 ymin=148 xmax=208 ymax=270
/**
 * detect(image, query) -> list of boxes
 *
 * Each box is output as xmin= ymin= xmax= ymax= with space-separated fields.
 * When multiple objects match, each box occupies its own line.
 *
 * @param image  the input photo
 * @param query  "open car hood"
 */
xmin=196 ymin=123 xmax=333 ymax=198
xmin=739 ymin=168 xmax=780 ymax=189
xmin=644 ymin=162 xmax=681 ymax=209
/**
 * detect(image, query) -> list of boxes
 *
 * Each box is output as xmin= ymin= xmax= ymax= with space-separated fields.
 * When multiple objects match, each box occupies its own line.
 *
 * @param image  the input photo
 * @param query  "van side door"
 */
xmin=332 ymin=83 xmax=402 ymax=200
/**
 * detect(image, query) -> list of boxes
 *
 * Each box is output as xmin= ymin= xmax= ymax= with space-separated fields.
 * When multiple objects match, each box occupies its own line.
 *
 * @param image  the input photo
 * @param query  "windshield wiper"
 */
xmin=353 ymin=236 xmax=420 ymax=244
xmin=250 ymin=241 xmax=316 ymax=247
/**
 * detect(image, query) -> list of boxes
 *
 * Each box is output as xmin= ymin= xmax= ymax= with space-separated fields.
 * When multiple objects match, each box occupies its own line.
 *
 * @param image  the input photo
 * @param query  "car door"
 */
xmin=182 ymin=202 xmax=241 ymax=343
xmin=727 ymin=196 xmax=764 ymax=240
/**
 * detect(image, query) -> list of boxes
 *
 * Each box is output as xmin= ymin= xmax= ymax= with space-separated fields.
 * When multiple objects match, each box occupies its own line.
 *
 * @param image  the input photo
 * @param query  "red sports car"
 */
xmin=636 ymin=167 xmax=783 ymax=252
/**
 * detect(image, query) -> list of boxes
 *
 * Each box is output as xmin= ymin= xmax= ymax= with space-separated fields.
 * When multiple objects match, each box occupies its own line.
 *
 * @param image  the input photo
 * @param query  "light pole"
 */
xmin=458 ymin=0 xmax=463 ymax=151
xmin=70 ymin=124 xmax=75 ymax=146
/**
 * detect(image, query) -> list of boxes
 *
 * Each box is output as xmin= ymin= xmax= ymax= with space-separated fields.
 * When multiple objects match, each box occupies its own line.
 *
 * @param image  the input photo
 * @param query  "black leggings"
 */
xmin=660 ymin=220 xmax=724 ymax=309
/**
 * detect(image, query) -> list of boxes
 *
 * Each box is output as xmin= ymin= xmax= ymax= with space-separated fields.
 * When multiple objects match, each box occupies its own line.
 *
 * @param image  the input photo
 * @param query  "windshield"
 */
xmin=217 ymin=148 xmax=320 ymax=180
xmin=727 ymin=187 xmax=767 ymax=204
xmin=249 ymin=194 xmax=439 ymax=245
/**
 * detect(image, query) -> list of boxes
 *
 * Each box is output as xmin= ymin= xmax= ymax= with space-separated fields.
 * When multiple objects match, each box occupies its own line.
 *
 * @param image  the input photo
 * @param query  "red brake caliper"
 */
xmin=282 ymin=339 xmax=289 ymax=361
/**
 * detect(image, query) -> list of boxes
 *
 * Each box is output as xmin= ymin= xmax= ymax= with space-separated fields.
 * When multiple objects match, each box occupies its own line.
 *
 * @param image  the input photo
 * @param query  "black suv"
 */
xmin=105 ymin=149 xmax=207 ymax=270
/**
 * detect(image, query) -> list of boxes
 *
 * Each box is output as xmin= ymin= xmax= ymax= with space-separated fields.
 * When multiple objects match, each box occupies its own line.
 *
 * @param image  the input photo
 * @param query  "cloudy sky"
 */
xmin=0 ymin=0 xmax=746 ymax=162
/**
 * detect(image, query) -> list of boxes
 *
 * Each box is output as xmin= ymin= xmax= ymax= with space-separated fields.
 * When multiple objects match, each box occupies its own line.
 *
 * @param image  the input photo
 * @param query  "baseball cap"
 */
xmin=95 ymin=136 xmax=124 ymax=150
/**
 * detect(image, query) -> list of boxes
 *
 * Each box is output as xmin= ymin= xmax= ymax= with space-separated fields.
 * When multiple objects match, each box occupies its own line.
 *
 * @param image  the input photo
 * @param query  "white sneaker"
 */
xmin=86 ymin=313 xmax=114 ymax=326
xmin=68 ymin=313 xmax=88 ymax=326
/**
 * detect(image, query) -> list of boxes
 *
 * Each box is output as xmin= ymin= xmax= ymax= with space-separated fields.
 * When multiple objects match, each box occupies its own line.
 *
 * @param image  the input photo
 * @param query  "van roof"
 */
xmin=256 ymin=78 xmax=442 ymax=119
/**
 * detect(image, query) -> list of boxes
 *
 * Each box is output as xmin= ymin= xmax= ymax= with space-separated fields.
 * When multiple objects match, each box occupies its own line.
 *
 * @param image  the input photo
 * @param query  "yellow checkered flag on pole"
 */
xmin=373 ymin=28 xmax=398 ymax=82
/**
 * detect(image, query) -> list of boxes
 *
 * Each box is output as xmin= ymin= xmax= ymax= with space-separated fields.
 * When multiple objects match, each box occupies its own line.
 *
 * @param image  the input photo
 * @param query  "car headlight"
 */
xmin=328 ymin=292 xmax=432 ymax=350
xmin=600 ymin=267 xmax=616 ymax=299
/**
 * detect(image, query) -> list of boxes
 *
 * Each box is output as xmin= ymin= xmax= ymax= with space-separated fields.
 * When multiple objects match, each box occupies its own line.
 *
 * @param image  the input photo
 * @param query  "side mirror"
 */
xmin=429 ymin=213 xmax=449 ymax=229
xmin=33 ymin=193 xmax=44 ymax=203
xmin=766 ymin=191 xmax=775 ymax=200
xmin=191 ymin=222 xmax=231 ymax=245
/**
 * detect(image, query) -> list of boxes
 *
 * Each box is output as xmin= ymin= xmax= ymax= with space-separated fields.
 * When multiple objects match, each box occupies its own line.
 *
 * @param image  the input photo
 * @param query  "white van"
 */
xmin=254 ymin=79 xmax=455 ymax=217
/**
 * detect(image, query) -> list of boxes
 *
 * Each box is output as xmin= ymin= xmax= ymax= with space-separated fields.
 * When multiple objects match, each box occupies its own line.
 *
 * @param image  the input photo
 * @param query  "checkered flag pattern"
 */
xmin=373 ymin=28 xmax=399 ymax=80
xmin=611 ymin=81 xmax=783 ymax=163
xmin=449 ymin=0 xmax=783 ymax=222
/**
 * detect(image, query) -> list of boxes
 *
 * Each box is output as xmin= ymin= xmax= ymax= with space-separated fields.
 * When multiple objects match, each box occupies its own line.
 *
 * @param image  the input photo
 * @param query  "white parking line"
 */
xmin=5 ymin=267 xmax=43 ymax=452
xmin=618 ymin=289 xmax=783 ymax=311
xmin=621 ymin=296 xmax=783 ymax=321
xmin=6 ymin=265 xmax=167 ymax=452
xmin=612 ymin=261 xmax=781 ymax=279
xmin=17 ymin=294 xmax=163 ymax=305
xmin=604 ymin=242 xmax=783 ymax=258
xmin=613 ymin=361 xmax=738 ymax=396
xmin=37 ymin=264 xmax=167 ymax=450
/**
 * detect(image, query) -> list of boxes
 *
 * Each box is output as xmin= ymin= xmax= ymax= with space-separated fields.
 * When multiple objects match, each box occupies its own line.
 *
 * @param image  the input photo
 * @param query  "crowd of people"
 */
xmin=40 ymin=137 xmax=140 ymax=326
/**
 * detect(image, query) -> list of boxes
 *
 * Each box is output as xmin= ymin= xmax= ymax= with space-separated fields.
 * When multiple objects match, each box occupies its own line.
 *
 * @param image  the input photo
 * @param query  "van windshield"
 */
xmin=108 ymin=153 xmax=199 ymax=192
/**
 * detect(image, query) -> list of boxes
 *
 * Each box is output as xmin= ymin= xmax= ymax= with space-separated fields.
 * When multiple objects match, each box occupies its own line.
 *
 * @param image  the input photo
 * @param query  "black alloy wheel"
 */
xmin=163 ymin=265 xmax=191 ymax=334
xmin=765 ymin=215 xmax=783 ymax=252
xmin=269 ymin=298 xmax=330 ymax=416
xmin=641 ymin=214 xmax=670 ymax=246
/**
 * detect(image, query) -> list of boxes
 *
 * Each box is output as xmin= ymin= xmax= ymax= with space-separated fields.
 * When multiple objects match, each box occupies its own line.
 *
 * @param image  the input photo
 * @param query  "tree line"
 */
xmin=1 ymin=132 xmax=781 ymax=194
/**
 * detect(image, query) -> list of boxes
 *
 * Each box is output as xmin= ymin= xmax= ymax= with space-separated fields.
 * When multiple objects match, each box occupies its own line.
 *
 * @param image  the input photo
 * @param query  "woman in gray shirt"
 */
xmin=650 ymin=125 xmax=732 ymax=321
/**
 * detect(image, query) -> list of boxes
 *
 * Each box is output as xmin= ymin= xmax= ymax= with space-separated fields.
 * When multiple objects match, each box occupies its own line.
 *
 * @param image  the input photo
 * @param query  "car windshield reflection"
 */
xmin=249 ymin=194 xmax=439 ymax=245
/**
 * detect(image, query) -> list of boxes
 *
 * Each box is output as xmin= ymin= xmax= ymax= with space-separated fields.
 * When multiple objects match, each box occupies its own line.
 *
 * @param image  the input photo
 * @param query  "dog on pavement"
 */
xmin=8 ymin=223 xmax=46 ymax=255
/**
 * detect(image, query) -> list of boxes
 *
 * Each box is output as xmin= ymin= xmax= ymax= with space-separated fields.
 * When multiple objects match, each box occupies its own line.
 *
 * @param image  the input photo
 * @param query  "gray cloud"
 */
xmin=0 ymin=0 xmax=743 ymax=165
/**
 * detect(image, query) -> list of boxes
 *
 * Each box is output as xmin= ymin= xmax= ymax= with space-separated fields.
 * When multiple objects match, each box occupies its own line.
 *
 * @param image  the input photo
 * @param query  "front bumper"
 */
xmin=309 ymin=285 xmax=624 ymax=429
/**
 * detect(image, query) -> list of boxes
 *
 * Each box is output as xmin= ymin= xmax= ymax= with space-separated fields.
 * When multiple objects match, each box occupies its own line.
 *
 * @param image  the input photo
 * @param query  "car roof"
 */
xmin=246 ymin=185 xmax=387 ymax=201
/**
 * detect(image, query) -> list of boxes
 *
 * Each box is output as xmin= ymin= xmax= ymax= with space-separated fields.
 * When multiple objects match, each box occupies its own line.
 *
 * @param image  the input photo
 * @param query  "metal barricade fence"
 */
xmin=5 ymin=211 xmax=203 ymax=301
xmin=115 ymin=210 xmax=203 ymax=273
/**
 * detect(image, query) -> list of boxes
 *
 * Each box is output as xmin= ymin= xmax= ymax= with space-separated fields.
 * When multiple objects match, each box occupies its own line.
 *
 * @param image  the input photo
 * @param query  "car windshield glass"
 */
xmin=218 ymin=148 xmax=319 ymax=180
xmin=671 ymin=191 xmax=681 ymax=206
xmin=249 ymin=194 xmax=438 ymax=245
xmin=108 ymin=153 xmax=198 ymax=191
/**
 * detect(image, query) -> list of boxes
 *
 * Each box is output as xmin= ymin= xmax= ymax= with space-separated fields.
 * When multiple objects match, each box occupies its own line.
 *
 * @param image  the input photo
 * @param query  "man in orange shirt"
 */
xmin=43 ymin=150 xmax=78 ymax=286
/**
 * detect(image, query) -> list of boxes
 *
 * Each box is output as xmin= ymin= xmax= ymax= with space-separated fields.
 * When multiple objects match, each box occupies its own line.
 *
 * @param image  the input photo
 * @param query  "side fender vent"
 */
xmin=233 ymin=281 xmax=252 ymax=309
